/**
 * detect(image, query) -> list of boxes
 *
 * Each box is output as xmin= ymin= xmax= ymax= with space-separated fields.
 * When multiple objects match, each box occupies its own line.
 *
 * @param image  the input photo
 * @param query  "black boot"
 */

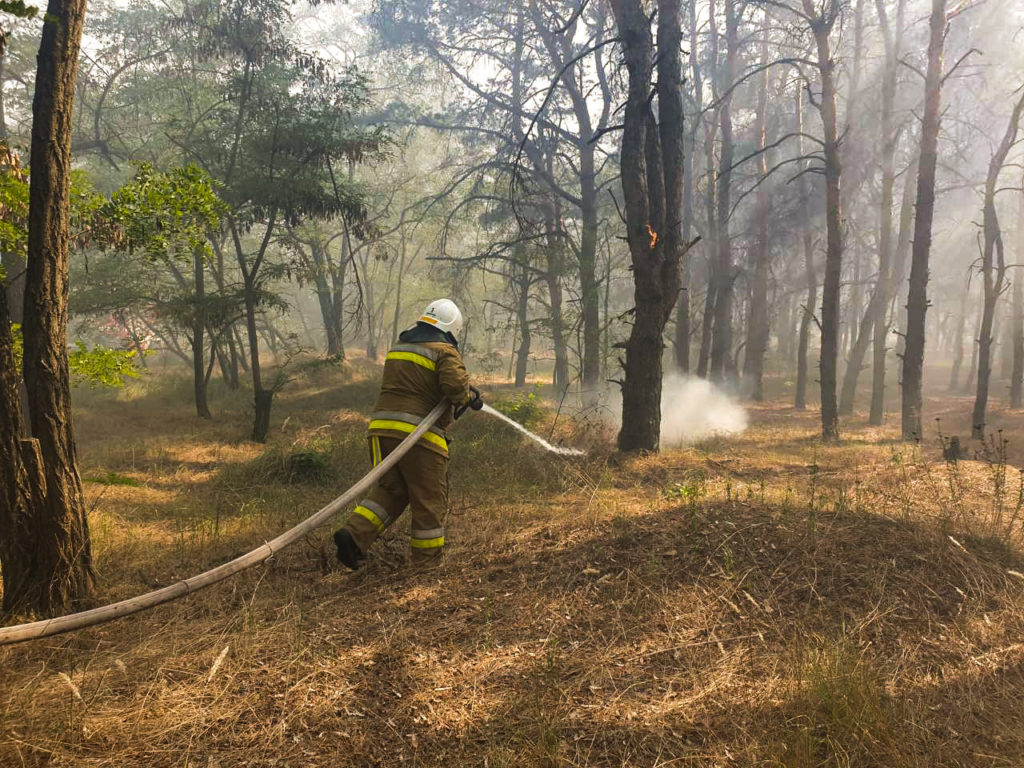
xmin=333 ymin=528 xmax=364 ymax=571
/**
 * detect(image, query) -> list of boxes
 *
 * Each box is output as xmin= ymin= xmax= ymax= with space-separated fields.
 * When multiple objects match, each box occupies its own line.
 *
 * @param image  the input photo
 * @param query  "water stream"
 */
xmin=481 ymin=404 xmax=586 ymax=456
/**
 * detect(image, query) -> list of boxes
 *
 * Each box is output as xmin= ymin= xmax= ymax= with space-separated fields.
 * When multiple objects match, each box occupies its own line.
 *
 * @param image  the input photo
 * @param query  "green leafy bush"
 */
xmin=490 ymin=384 xmax=545 ymax=427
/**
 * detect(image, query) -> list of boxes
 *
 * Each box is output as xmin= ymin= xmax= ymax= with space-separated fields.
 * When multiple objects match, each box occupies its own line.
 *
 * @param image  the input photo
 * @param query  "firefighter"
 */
xmin=333 ymin=299 xmax=482 ymax=569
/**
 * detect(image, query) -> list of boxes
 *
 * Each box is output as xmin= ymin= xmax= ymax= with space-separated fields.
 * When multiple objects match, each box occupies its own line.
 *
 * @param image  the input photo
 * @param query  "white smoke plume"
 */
xmin=657 ymin=374 xmax=748 ymax=447
xmin=592 ymin=373 xmax=748 ymax=448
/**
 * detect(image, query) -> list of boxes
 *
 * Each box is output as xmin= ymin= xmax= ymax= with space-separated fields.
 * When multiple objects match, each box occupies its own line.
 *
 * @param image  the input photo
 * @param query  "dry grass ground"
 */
xmin=3 ymin=360 xmax=1024 ymax=767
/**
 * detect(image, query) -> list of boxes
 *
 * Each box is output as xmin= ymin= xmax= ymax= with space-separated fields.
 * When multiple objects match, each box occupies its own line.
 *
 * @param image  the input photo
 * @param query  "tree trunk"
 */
xmin=578 ymin=142 xmax=601 ymax=390
xmin=795 ymin=86 xmax=816 ymax=411
xmin=545 ymin=214 xmax=570 ymax=393
xmin=1012 ymin=185 xmax=1024 ymax=409
xmin=743 ymin=22 xmax=771 ymax=402
xmin=868 ymin=0 xmax=904 ymax=426
xmin=309 ymin=237 xmax=341 ymax=357
xmin=612 ymin=0 xmax=685 ymax=452
xmin=804 ymin=0 xmax=844 ymax=442
xmin=839 ymin=284 xmax=877 ymax=415
xmin=901 ymin=0 xmax=947 ymax=440
xmin=709 ymin=0 xmax=737 ymax=386
xmin=0 ymin=281 xmax=45 ymax=615
xmin=17 ymin=0 xmax=96 ymax=614
xmin=192 ymin=248 xmax=211 ymax=419
xmin=950 ymin=288 xmax=967 ymax=394
xmin=514 ymin=256 xmax=531 ymax=388
xmin=970 ymin=93 xmax=1024 ymax=438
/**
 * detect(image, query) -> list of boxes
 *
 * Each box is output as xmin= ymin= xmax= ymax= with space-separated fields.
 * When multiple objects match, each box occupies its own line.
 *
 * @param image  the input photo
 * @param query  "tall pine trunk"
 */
xmin=612 ymin=0 xmax=685 ymax=452
xmin=743 ymin=21 xmax=772 ymax=401
xmin=709 ymin=0 xmax=738 ymax=385
xmin=901 ymin=0 xmax=947 ymax=440
xmin=804 ymin=0 xmax=844 ymax=441
xmin=794 ymin=87 xmax=816 ymax=411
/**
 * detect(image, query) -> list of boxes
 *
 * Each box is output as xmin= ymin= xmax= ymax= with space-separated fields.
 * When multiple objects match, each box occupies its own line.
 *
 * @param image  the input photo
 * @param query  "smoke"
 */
xmin=594 ymin=373 xmax=748 ymax=447
xmin=657 ymin=374 xmax=748 ymax=446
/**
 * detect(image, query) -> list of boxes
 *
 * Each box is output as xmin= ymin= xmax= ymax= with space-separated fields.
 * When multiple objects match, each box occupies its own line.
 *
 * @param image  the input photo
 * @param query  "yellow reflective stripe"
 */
xmin=354 ymin=505 xmax=385 ymax=532
xmin=368 ymin=419 xmax=448 ymax=451
xmin=371 ymin=437 xmax=381 ymax=467
xmin=410 ymin=536 xmax=445 ymax=549
xmin=386 ymin=350 xmax=436 ymax=370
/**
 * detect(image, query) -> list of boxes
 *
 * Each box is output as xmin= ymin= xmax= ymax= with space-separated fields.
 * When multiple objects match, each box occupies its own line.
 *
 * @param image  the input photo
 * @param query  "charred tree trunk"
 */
xmin=970 ymin=93 xmax=1024 ymax=438
xmin=612 ymin=0 xmax=686 ymax=452
xmin=17 ymin=0 xmax=96 ymax=614
xmin=901 ymin=0 xmax=947 ymax=440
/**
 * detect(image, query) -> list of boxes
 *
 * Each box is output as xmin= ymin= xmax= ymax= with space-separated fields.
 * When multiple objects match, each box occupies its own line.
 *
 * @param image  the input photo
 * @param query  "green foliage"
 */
xmin=0 ymin=1 xmax=37 ymax=20
xmin=68 ymin=341 xmax=142 ymax=388
xmin=0 ymin=151 xmax=29 ymax=255
xmin=83 ymin=471 xmax=141 ymax=487
xmin=102 ymin=164 xmax=226 ymax=260
xmin=490 ymin=384 xmax=545 ymax=427
xmin=9 ymin=322 xmax=22 ymax=371
xmin=10 ymin=323 xmax=142 ymax=388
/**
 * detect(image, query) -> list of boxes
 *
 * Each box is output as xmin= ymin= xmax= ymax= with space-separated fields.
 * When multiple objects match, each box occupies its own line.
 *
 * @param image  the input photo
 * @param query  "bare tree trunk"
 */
xmin=514 ymin=255 xmax=531 ymax=388
xmin=950 ymin=288 xmax=967 ymax=394
xmin=971 ymin=93 xmax=1024 ymax=438
xmin=795 ymin=87 xmax=817 ymax=412
xmin=901 ymin=0 xmax=947 ymax=440
xmin=18 ymin=0 xmax=96 ymax=614
xmin=803 ymin=0 xmax=844 ymax=442
xmin=1012 ymin=184 xmax=1024 ymax=409
xmin=709 ymin=0 xmax=738 ymax=386
xmin=839 ymin=284 xmax=876 ymax=415
xmin=545 ymin=209 xmax=570 ymax=393
xmin=869 ymin=0 xmax=905 ymax=426
xmin=743 ymin=20 xmax=771 ymax=402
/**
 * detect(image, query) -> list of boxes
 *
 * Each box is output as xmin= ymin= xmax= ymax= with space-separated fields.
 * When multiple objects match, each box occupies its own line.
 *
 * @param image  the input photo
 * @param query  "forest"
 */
xmin=2 ymin=0 xmax=1024 ymax=764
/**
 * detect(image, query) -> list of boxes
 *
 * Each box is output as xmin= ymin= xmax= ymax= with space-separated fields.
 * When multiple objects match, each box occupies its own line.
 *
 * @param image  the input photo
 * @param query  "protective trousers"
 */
xmin=343 ymin=436 xmax=447 ymax=565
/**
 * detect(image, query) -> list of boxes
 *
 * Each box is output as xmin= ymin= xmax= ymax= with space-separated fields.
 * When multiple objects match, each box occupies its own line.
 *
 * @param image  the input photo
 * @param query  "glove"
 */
xmin=454 ymin=387 xmax=483 ymax=420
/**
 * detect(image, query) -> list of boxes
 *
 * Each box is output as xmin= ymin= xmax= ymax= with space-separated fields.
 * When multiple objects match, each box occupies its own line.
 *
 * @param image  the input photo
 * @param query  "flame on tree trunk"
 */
xmin=610 ymin=0 xmax=689 ymax=453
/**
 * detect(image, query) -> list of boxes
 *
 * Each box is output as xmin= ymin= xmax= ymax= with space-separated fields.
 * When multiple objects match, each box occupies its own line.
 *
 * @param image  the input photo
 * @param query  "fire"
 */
xmin=646 ymin=223 xmax=658 ymax=248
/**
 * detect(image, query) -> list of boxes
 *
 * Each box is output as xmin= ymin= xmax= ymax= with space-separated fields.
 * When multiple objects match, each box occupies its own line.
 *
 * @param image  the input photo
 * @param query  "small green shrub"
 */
xmin=490 ymin=384 xmax=544 ymax=427
xmin=84 ymin=471 xmax=141 ymax=487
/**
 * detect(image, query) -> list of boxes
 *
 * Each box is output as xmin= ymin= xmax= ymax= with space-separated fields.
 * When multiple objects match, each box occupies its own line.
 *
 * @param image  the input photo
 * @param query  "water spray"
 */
xmin=480 ymin=404 xmax=586 ymax=456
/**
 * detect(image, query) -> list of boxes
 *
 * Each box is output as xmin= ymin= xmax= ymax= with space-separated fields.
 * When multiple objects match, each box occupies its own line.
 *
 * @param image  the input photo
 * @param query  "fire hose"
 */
xmin=0 ymin=401 xmax=449 ymax=647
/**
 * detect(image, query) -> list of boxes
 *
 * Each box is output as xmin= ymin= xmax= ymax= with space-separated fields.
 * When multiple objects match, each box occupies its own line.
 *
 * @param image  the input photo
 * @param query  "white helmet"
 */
xmin=419 ymin=298 xmax=464 ymax=340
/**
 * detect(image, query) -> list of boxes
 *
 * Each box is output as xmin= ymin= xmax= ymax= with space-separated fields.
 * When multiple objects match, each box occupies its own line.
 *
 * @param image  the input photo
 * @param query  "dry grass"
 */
xmin=3 ymin=363 xmax=1024 ymax=767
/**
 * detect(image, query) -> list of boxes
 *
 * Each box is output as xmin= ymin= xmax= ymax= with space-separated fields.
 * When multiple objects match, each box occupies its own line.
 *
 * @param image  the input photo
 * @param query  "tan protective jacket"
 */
xmin=368 ymin=332 xmax=473 ymax=457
